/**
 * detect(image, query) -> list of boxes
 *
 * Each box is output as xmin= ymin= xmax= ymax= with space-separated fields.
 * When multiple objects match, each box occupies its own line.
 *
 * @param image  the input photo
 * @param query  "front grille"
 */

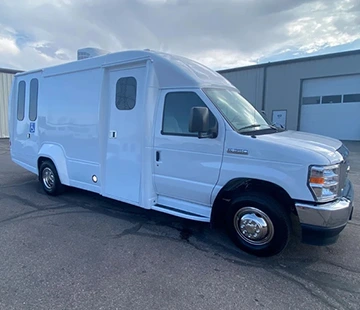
xmin=337 ymin=144 xmax=350 ymax=197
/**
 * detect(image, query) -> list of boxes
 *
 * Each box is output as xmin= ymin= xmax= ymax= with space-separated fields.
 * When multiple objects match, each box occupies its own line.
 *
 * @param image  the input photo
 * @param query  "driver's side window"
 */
xmin=161 ymin=91 xmax=217 ymax=136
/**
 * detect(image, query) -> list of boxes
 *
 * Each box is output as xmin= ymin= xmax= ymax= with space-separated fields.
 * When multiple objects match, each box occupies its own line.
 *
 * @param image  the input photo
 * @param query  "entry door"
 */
xmin=103 ymin=66 xmax=145 ymax=205
xmin=154 ymin=89 xmax=224 ymax=206
xmin=13 ymin=76 xmax=39 ymax=170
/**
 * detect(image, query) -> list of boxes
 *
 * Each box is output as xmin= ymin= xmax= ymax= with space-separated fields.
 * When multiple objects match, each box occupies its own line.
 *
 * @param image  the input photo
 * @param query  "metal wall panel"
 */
xmin=220 ymin=52 xmax=360 ymax=134
xmin=220 ymin=67 xmax=264 ymax=111
xmin=0 ymin=72 xmax=15 ymax=138
xmin=299 ymin=74 xmax=360 ymax=140
xmin=264 ymin=54 xmax=360 ymax=131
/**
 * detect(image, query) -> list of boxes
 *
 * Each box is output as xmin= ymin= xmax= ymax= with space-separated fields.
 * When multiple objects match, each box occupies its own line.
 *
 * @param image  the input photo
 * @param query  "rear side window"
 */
xmin=17 ymin=81 xmax=26 ymax=121
xmin=29 ymin=78 xmax=39 ymax=121
xmin=162 ymin=91 xmax=216 ymax=136
xmin=115 ymin=77 xmax=137 ymax=110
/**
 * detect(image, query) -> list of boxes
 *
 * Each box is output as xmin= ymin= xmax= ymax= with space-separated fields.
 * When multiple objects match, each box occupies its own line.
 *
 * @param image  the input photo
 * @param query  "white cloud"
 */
xmin=0 ymin=0 xmax=359 ymax=71
xmin=187 ymin=49 xmax=259 ymax=71
xmin=285 ymin=0 xmax=360 ymax=54
xmin=0 ymin=37 xmax=19 ymax=55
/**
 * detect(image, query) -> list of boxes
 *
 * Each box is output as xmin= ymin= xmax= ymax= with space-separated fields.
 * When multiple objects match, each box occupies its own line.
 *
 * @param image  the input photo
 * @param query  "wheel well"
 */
xmin=210 ymin=178 xmax=296 ymax=228
xmin=37 ymin=156 xmax=53 ymax=175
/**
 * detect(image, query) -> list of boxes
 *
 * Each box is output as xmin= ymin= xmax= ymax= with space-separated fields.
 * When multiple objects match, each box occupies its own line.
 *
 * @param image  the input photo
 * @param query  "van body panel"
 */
xmin=153 ymin=88 xmax=225 ymax=207
xmin=102 ymin=65 xmax=147 ymax=205
xmin=11 ymin=72 xmax=41 ymax=169
xmin=38 ymin=143 xmax=70 ymax=185
xmin=211 ymin=129 xmax=319 ymax=203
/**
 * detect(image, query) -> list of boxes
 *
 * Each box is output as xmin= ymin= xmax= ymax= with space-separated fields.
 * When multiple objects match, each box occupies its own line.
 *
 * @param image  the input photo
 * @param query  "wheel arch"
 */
xmin=210 ymin=178 xmax=296 ymax=228
xmin=37 ymin=144 xmax=70 ymax=185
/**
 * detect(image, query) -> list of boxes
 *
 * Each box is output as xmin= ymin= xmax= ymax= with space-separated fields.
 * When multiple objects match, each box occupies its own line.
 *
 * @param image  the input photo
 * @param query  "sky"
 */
xmin=0 ymin=0 xmax=360 ymax=72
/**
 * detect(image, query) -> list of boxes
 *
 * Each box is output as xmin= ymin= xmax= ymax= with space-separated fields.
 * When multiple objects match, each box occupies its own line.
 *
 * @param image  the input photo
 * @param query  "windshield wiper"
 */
xmin=237 ymin=124 xmax=262 ymax=131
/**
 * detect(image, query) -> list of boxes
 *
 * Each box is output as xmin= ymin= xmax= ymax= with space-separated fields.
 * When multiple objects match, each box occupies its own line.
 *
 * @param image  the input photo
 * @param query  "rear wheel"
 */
xmin=226 ymin=192 xmax=291 ymax=257
xmin=39 ymin=160 xmax=65 ymax=196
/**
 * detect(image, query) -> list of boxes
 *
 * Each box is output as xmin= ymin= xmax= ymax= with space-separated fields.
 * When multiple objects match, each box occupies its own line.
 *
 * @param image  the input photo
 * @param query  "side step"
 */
xmin=151 ymin=196 xmax=211 ymax=222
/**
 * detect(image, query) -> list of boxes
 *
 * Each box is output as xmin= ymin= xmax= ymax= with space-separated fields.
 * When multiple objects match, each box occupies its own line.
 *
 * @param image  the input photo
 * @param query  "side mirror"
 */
xmin=189 ymin=107 xmax=214 ymax=138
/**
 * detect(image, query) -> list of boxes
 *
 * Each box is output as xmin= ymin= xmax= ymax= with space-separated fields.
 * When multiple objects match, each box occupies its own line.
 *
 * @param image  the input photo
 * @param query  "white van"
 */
xmin=8 ymin=49 xmax=354 ymax=256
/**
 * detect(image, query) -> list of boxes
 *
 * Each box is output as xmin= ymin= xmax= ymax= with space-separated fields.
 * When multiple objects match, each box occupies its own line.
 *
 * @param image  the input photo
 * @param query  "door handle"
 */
xmin=109 ymin=130 xmax=117 ymax=138
xmin=156 ymin=151 xmax=160 ymax=162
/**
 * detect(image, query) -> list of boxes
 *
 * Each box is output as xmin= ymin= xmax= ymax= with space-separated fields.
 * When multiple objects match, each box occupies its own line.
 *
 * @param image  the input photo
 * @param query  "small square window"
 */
xmin=115 ymin=77 xmax=137 ymax=110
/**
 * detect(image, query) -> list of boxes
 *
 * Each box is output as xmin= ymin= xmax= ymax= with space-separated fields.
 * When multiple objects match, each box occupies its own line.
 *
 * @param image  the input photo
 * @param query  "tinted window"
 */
xmin=162 ymin=91 xmax=216 ymax=136
xmin=302 ymin=96 xmax=320 ymax=105
xmin=115 ymin=77 xmax=137 ymax=110
xmin=322 ymin=95 xmax=341 ymax=104
xmin=29 ymin=78 xmax=39 ymax=121
xmin=17 ymin=81 xmax=26 ymax=121
xmin=343 ymin=93 xmax=360 ymax=103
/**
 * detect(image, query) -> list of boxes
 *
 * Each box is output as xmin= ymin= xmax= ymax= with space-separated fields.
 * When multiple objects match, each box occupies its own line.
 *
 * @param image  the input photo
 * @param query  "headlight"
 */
xmin=308 ymin=164 xmax=339 ymax=202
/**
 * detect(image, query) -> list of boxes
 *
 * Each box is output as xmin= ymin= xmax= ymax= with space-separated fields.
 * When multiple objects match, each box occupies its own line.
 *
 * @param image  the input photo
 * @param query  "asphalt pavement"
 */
xmin=0 ymin=138 xmax=359 ymax=310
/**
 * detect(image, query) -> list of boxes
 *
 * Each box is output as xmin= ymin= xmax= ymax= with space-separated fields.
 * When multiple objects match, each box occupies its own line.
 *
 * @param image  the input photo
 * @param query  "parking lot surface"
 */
xmin=0 ymin=138 xmax=359 ymax=310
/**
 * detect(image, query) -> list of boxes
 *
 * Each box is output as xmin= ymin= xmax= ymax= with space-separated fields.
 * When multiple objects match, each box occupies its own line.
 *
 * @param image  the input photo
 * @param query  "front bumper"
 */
xmin=295 ymin=179 xmax=354 ymax=246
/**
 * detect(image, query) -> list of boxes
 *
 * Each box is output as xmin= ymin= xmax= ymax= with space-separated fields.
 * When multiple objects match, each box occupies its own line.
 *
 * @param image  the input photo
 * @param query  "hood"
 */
xmin=264 ymin=130 xmax=341 ymax=151
xmin=256 ymin=130 xmax=343 ymax=164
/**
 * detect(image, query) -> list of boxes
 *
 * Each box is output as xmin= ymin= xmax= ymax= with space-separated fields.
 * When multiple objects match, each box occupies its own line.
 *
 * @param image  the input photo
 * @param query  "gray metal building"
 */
xmin=0 ymin=68 xmax=22 ymax=138
xmin=218 ymin=49 xmax=360 ymax=141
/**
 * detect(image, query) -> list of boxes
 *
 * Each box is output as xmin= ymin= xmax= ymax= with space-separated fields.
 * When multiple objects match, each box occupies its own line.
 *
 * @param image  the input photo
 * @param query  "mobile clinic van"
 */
xmin=8 ymin=49 xmax=354 ymax=257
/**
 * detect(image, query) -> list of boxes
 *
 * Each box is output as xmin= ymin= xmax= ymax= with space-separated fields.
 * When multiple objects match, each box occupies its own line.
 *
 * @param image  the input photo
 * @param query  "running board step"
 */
xmin=151 ymin=196 xmax=211 ymax=222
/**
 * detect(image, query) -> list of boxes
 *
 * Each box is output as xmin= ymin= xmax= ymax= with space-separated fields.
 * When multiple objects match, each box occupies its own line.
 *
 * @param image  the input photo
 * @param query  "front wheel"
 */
xmin=226 ymin=192 xmax=291 ymax=257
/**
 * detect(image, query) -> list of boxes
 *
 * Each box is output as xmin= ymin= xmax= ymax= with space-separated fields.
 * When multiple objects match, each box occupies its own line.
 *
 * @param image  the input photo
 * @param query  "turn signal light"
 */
xmin=309 ymin=177 xmax=324 ymax=184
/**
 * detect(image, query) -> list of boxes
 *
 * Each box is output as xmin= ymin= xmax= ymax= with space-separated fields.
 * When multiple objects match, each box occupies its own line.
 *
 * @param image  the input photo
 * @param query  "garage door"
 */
xmin=299 ymin=74 xmax=360 ymax=141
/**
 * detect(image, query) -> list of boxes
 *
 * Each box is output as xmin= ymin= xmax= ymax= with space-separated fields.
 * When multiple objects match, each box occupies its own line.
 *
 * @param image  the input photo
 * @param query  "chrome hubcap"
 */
xmin=42 ymin=167 xmax=55 ymax=190
xmin=234 ymin=207 xmax=274 ymax=246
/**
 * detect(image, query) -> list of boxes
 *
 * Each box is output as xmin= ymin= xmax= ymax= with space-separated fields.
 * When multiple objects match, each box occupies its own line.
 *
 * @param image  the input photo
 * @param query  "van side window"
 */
xmin=17 ymin=81 xmax=26 ymax=121
xmin=162 ymin=91 xmax=216 ymax=136
xmin=115 ymin=77 xmax=137 ymax=110
xmin=29 ymin=78 xmax=39 ymax=121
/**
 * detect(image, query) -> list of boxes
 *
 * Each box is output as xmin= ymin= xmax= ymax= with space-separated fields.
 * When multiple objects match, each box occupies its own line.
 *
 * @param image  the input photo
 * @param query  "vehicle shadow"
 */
xmin=31 ymin=179 xmax=330 ymax=265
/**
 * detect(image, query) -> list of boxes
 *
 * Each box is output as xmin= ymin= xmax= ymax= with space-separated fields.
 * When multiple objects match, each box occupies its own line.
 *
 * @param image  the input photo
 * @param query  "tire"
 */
xmin=39 ymin=160 xmax=65 ymax=196
xmin=226 ymin=192 xmax=291 ymax=257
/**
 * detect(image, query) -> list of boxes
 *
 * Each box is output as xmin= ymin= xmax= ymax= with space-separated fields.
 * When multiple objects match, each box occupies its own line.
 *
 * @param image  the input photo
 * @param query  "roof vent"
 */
xmin=77 ymin=47 xmax=109 ymax=60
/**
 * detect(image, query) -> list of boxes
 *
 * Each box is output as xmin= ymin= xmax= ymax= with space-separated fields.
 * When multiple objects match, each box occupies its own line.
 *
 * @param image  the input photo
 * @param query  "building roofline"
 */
xmin=217 ymin=48 xmax=360 ymax=74
xmin=0 ymin=67 xmax=24 ymax=74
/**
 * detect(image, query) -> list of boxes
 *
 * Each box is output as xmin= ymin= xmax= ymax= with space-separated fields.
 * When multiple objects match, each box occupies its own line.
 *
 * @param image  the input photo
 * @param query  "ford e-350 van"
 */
xmin=8 ymin=49 xmax=354 ymax=256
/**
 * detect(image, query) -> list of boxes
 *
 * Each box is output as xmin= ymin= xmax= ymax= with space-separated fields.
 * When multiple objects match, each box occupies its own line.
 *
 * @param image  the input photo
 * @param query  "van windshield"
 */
xmin=202 ymin=88 xmax=271 ymax=133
